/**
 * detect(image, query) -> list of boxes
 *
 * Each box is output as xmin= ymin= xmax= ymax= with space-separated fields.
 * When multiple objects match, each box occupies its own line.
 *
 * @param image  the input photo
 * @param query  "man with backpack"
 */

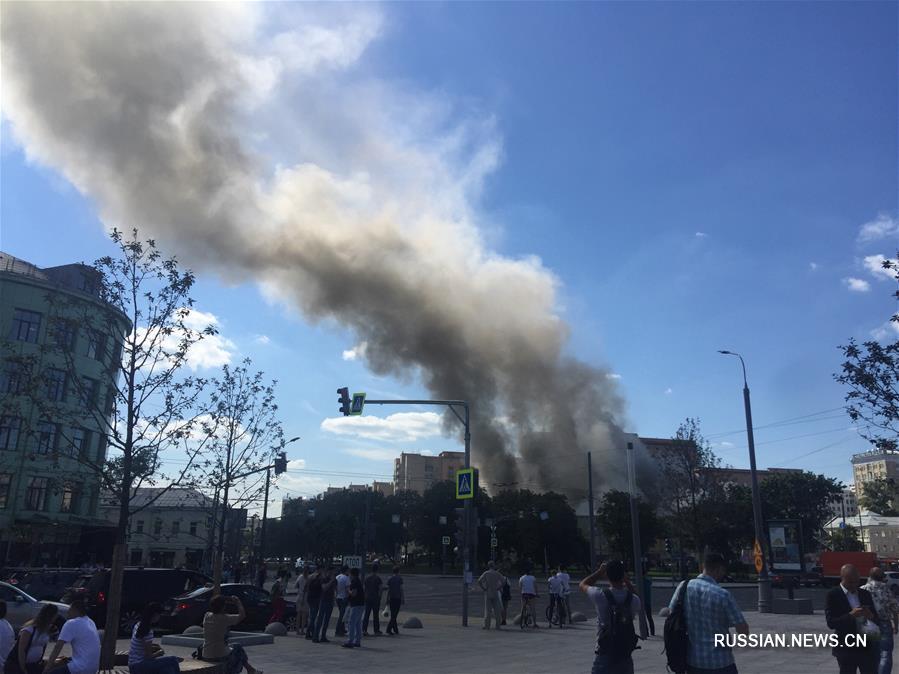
xmin=579 ymin=560 xmax=648 ymax=674
xmin=668 ymin=552 xmax=748 ymax=674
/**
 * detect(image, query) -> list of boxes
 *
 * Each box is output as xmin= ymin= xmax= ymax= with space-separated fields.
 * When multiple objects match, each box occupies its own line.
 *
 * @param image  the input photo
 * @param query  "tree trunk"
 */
xmin=99 ymin=540 xmax=127 ymax=668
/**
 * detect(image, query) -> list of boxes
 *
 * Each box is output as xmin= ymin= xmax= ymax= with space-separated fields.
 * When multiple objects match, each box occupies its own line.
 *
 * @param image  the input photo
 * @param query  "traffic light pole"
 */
xmin=356 ymin=397 xmax=472 ymax=626
xmin=259 ymin=465 xmax=271 ymax=562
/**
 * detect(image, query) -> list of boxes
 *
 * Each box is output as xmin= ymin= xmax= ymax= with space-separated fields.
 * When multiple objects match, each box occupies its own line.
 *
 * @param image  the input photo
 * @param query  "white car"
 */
xmin=0 ymin=581 xmax=69 ymax=630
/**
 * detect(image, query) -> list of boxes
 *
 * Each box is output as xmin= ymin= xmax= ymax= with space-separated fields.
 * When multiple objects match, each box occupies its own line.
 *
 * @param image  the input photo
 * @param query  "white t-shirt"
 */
xmin=519 ymin=574 xmax=537 ymax=596
xmin=295 ymin=575 xmax=307 ymax=597
xmin=0 ymin=619 xmax=14 ymax=670
xmin=58 ymin=616 xmax=101 ymax=674
xmin=336 ymin=574 xmax=350 ymax=599
xmin=19 ymin=626 xmax=50 ymax=663
xmin=548 ymin=575 xmax=563 ymax=595
xmin=557 ymin=571 xmax=571 ymax=594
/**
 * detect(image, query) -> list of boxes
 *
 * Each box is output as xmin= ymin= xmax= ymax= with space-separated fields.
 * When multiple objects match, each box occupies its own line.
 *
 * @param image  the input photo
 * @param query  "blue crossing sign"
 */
xmin=350 ymin=392 xmax=366 ymax=415
xmin=456 ymin=468 xmax=474 ymax=500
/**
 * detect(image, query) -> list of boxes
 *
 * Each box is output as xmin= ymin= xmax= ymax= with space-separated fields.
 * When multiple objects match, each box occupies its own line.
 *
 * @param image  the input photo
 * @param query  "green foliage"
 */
xmin=827 ymin=524 xmax=865 ymax=552
xmin=858 ymin=477 xmax=899 ymax=516
xmin=596 ymin=489 xmax=661 ymax=567
xmin=759 ymin=471 xmax=844 ymax=551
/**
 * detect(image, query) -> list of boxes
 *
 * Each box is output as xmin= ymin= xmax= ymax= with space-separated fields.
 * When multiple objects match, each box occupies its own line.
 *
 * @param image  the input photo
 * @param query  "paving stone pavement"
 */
xmin=106 ymin=610 xmax=850 ymax=674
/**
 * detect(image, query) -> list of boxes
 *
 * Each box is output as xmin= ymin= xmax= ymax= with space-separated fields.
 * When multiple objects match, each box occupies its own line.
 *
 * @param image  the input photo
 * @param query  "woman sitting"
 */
xmin=11 ymin=603 xmax=57 ymax=674
xmin=201 ymin=596 xmax=263 ymax=674
xmin=129 ymin=602 xmax=182 ymax=674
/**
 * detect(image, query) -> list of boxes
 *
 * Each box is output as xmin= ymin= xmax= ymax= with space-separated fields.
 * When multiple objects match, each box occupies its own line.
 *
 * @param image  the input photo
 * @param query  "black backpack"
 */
xmin=598 ymin=588 xmax=639 ymax=661
xmin=663 ymin=580 xmax=690 ymax=674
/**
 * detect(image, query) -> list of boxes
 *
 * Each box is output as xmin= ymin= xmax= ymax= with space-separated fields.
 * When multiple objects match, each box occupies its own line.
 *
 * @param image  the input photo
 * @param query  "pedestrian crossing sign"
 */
xmin=456 ymin=468 xmax=474 ymax=500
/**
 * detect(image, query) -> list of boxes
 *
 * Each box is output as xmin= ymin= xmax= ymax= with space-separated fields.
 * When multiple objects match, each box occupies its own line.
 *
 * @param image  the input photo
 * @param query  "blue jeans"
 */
xmin=347 ymin=605 xmax=364 ymax=645
xmin=335 ymin=597 xmax=348 ymax=634
xmin=591 ymin=654 xmax=634 ymax=674
xmin=314 ymin=598 xmax=334 ymax=640
xmin=130 ymin=657 xmax=182 ymax=674
xmin=306 ymin=600 xmax=320 ymax=637
xmin=879 ymin=622 xmax=894 ymax=674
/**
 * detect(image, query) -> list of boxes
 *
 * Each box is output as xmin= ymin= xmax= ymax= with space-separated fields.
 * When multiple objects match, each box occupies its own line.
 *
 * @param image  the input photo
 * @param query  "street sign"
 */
xmin=839 ymin=521 xmax=846 ymax=529
xmin=456 ymin=468 xmax=474 ymax=500
xmin=490 ymin=537 xmax=498 ymax=548
xmin=753 ymin=539 xmax=764 ymax=574
xmin=442 ymin=535 xmax=450 ymax=545
xmin=350 ymin=392 xmax=366 ymax=415
xmin=343 ymin=555 xmax=362 ymax=569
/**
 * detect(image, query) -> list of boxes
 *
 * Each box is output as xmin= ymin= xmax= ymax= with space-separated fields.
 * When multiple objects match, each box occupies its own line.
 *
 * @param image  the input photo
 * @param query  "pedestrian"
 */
xmin=268 ymin=581 xmax=286 ymax=625
xmin=671 ymin=552 xmax=748 ymax=674
xmin=477 ymin=561 xmax=504 ymax=630
xmin=0 ymin=601 xmax=13 ymax=674
xmin=385 ymin=566 xmax=404 ymax=636
xmin=547 ymin=568 xmax=564 ymax=628
xmin=500 ymin=572 xmax=512 ymax=626
xmin=518 ymin=566 xmax=538 ymax=628
xmin=579 ymin=560 xmax=647 ymax=674
xmin=862 ymin=566 xmax=899 ymax=674
xmin=256 ymin=563 xmax=266 ymax=589
xmin=304 ymin=567 xmax=322 ymax=640
xmin=343 ymin=568 xmax=365 ymax=648
xmin=313 ymin=566 xmax=336 ymax=643
xmin=826 ymin=564 xmax=880 ymax=674
xmin=12 ymin=603 xmax=57 ymax=674
xmin=362 ymin=563 xmax=384 ymax=636
xmin=642 ymin=574 xmax=655 ymax=637
xmin=42 ymin=598 xmax=100 ymax=674
xmin=557 ymin=565 xmax=572 ymax=626
xmin=195 ymin=595 xmax=263 ymax=674
xmin=334 ymin=566 xmax=350 ymax=637
xmin=127 ymin=602 xmax=181 ymax=674
xmin=294 ymin=567 xmax=310 ymax=636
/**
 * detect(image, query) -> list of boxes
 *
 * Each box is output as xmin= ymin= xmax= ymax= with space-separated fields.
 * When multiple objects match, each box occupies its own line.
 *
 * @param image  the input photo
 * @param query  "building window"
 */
xmin=0 ymin=417 xmax=21 ymax=450
xmin=96 ymin=435 xmax=107 ymax=464
xmin=50 ymin=318 xmax=77 ymax=352
xmin=136 ymin=520 xmax=145 ymax=534
xmin=172 ymin=521 xmax=180 ymax=535
xmin=0 ymin=360 xmax=28 ymax=395
xmin=24 ymin=477 xmax=49 ymax=511
xmin=9 ymin=309 xmax=42 ymax=343
xmin=189 ymin=521 xmax=198 ymax=536
xmin=69 ymin=427 xmax=91 ymax=458
xmin=78 ymin=377 xmax=98 ymax=408
xmin=0 ymin=474 xmax=10 ymax=508
xmin=60 ymin=484 xmax=80 ymax=514
xmin=44 ymin=368 xmax=67 ymax=402
xmin=153 ymin=519 xmax=162 ymax=535
xmin=86 ymin=331 xmax=107 ymax=362
xmin=35 ymin=421 xmax=57 ymax=454
xmin=129 ymin=549 xmax=143 ymax=565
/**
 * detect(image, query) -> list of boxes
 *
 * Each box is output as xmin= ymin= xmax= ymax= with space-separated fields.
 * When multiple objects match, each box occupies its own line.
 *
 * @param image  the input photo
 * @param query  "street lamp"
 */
xmin=718 ymin=350 xmax=772 ymax=613
xmin=258 ymin=436 xmax=301 ymax=562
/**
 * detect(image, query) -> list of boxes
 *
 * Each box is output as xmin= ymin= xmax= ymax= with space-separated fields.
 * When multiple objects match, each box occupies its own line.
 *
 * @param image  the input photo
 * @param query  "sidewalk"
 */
xmin=109 ymin=610 xmax=843 ymax=674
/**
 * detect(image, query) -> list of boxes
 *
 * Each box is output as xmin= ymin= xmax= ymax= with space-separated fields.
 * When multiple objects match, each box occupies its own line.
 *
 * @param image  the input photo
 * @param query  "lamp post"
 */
xmin=258 ymin=436 xmax=301 ymax=563
xmin=718 ymin=350 xmax=772 ymax=613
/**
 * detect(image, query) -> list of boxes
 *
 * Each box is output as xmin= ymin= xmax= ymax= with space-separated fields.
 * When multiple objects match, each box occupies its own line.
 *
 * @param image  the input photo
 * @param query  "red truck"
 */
xmin=819 ymin=551 xmax=879 ymax=586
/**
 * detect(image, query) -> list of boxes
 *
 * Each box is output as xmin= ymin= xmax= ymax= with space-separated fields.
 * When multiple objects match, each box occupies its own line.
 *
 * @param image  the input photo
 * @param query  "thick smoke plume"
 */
xmin=2 ymin=3 xmax=644 ymax=497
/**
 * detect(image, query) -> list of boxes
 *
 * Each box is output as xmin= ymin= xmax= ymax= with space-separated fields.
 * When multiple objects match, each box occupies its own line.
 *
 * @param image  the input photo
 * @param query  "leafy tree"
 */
xmin=836 ymin=251 xmax=899 ymax=451
xmin=694 ymin=482 xmax=754 ymax=560
xmin=202 ymin=359 xmax=286 ymax=588
xmin=826 ymin=524 xmax=865 ymax=552
xmin=759 ymin=471 xmax=844 ymax=551
xmin=7 ymin=230 xmax=215 ymax=666
xmin=595 ymin=489 xmax=661 ymax=568
xmin=858 ymin=477 xmax=899 ymax=516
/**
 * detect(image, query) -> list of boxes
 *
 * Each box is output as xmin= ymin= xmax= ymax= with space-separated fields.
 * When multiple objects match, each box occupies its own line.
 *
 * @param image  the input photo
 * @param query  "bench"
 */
xmin=101 ymin=661 xmax=224 ymax=674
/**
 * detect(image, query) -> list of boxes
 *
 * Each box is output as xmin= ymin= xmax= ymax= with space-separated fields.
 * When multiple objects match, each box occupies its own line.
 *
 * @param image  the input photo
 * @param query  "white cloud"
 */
xmin=134 ymin=308 xmax=236 ymax=371
xmin=858 ymin=213 xmax=899 ymax=242
xmin=844 ymin=277 xmax=871 ymax=293
xmin=871 ymin=320 xmax=899 ymax=342
xmin=863 ymin=255 xmax=896 ymax=281
xmin=605 ymin=373 xmax=622 ymax=380
xmin=664 ymin=387 xmax=673 ymax=395
xmin=287 ymin=458 xmax=307 ymax=470
xmin=342 ymin=447 xmax=397 ymax=461
xmin=718 ymin=441 xmax=734 ymax=448
xmin=809 ymin=262 xmax=818 ymax=271
xmin=321 ymin=411 xmax=443 ymax=442
xmin=695 ymin=232 xmax=707 ymax=239
xmin=342 ymin=341 xmax=368 ymax=361
xmin=254 ymin=334 xmax=271 ymax=345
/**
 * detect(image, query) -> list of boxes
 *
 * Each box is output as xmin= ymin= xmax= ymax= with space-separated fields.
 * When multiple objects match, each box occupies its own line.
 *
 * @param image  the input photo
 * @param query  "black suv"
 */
xmin=159 ymin=583 xmax=296 ymax=633
xmin=64 ymin=567 xmax=210 ymax=635
xmin=14 ymin=569 xmax=84 ymax=601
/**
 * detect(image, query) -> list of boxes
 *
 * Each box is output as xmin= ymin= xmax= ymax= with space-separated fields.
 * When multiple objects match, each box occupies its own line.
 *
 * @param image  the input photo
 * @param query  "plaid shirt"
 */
xmin=862 ymin=579 xmax=899 ymax=627
xmin=670 ymin=574 xmax=746 ymax=669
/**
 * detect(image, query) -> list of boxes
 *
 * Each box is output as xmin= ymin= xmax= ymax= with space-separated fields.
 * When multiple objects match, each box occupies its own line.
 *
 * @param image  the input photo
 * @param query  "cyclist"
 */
xmin=547 ymin=569 xmax=565 ymax=628
xmin=557 ymin=565 xmax=572 ymax=626
xmin=519 ymin=567 xmax=538 ymax=628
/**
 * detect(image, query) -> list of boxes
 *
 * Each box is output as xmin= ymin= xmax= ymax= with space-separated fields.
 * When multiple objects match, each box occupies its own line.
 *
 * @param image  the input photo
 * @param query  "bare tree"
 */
xmin=5 ymin=229 xmax=215 ymax=666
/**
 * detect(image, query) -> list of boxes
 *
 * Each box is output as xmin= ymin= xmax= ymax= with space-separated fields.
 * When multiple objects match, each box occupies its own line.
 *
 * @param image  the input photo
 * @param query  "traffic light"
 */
xmin=665 ymin=538 xmax=673 ymax=554
xmin=273 ymin=451 xmax=288 ymax=475
xmin=337 ymin=387 xmax=351 ymax=416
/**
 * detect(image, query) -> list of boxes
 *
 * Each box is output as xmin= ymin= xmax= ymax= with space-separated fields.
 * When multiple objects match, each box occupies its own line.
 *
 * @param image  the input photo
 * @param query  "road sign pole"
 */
xmin=462 ymin=403 xmax=471 ymax=627
xmin=587 ymin=451 xmax=597 ymax=571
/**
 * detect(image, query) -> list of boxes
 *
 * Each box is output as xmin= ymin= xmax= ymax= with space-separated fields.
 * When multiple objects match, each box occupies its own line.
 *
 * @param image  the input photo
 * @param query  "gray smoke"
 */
xmin=1 ymin=2 xmax=645 ymax=498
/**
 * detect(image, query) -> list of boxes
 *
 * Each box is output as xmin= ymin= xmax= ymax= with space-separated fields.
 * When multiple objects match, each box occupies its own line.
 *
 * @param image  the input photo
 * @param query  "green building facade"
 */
xmin=0 ymin=251 xmax=129 ymax=565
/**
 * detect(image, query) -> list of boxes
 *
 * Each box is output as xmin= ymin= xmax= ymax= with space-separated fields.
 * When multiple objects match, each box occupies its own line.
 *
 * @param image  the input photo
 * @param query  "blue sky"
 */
xmin=2 ymin=2 xmax=897 ymax=511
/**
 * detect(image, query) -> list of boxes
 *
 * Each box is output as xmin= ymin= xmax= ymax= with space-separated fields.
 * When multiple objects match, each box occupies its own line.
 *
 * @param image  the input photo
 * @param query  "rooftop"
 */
xmin=100 ymin=487 xmax=214 ymax=510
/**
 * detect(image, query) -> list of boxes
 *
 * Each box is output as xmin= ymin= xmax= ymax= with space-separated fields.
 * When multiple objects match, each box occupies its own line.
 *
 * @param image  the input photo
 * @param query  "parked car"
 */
xmin=14 ymin=569 xmax=84 ymax=601
xmin=0 ymin=581 xmax=69 ymax=631
xmin=63 ymin=567 xmax=210 ymax=635
xmin=159 ymin=583 xmax=297 ymax=633
xmin=884 ymin=571 xmax=899 ymax=596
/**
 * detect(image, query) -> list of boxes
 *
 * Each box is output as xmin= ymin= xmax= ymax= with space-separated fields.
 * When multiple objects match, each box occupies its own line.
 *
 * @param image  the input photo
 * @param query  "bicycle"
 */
xmin=545 ymin=595 xmax=566 ymax=626
xmin=520 ymin=595 xmax=538 ymax=629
